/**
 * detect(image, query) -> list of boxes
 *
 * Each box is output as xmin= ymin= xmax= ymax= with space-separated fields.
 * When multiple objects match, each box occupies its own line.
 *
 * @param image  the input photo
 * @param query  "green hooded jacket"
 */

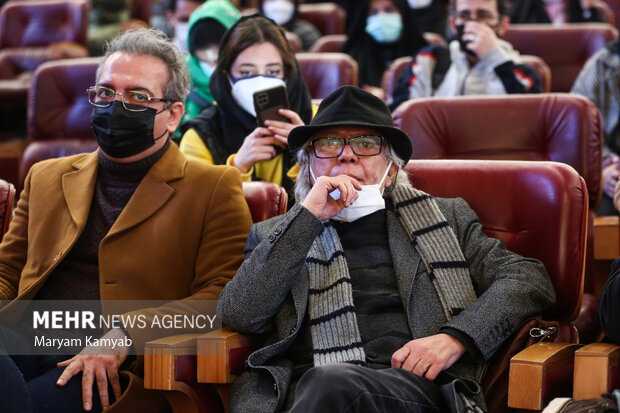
xmin=183 ymin=0 xmax=240 ymax=123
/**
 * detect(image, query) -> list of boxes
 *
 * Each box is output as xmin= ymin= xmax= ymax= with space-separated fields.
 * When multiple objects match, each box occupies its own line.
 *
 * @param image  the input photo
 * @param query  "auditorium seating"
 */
xmin=503 ymin=23 xmax=618 ymax=92
xmin=143 ymin=159 xmax=588 ymax=413
xmin=296 ymin=52 xmax=358 ymax=99
xmin=0 ymin=0 xmax=89 ymax=110
xmin=393 ymin=94 xmax=602 ymax=343
xmin=297 ymin=3 xmax=346 ymax=35
xmin=0 ymin=0 xmax=89 ymax=184
xmin=605 ymin=0 xmax=620 ymax=26
xmin=130 ymin=0 xmax=153 ymax=24
xmin=16 ymin=57 xmax=98 ymax=191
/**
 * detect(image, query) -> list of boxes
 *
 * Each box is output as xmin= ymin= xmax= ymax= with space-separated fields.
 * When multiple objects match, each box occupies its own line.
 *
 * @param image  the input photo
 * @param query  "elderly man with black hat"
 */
xmin=218 ymin=85 xmax=555 ymax=412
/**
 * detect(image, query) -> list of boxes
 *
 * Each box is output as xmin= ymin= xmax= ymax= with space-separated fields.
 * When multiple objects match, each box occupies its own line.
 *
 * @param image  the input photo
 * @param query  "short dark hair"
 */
xmin=218 ymin=16 xmax=297 ymax=80
xmin=451 ymin=0 xmax=506 ymax=17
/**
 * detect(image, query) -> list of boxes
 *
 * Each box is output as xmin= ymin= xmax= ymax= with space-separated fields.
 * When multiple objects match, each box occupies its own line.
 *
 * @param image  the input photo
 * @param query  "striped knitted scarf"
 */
xmin=306 ymin=182 xmax=478 ymax=367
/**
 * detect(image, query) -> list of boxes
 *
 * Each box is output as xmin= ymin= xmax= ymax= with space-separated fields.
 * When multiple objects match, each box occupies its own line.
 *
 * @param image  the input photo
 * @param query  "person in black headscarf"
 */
xmin=508 ymin=0 xmax=604 ymax=23
xmin=257 ymin=0 xmax=321 ymax=51
xmin=178 ymin=15 xmax=313 ymax=197
xmin=342 ymin=0 xmax=428 ymax=90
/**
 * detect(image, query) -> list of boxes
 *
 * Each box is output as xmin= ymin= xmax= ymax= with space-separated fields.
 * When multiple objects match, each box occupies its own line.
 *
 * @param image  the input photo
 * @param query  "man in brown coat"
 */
xmin=0 ymin=29 xmax=252 ymax=413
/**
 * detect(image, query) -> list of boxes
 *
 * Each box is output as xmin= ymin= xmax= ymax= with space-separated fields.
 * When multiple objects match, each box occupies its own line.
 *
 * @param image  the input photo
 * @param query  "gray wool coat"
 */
xmin=218 ymin=198 xmax=556 ymax=413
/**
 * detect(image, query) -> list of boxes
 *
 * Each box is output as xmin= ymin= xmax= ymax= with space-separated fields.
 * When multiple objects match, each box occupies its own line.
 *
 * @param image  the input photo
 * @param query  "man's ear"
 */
xmin=384 ymin=162 xmax=400 ymax=190
xmin=166 ymin=101 xmax=185 ymax=133
xmin=497 ymin=15 xmax=510 ymax=36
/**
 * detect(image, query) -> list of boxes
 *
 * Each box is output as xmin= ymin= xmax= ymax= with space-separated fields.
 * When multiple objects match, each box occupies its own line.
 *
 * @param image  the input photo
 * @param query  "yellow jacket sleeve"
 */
xmin=179 ymin=128 xmax=214 ymax=164
xmin=226 ymin=154 xmax=254 ymax=182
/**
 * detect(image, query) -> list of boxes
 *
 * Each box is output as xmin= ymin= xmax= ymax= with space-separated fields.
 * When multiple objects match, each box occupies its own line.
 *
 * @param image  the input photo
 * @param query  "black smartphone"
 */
xmin=253 ymin=85 xmax=290 ymax=127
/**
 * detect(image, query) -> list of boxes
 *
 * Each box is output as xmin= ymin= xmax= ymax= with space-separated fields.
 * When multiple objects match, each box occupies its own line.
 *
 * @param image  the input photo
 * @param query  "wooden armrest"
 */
xmin=594 ymin=216 xmax=620 ymax=260
xmin=508 ymin=342 xmax=582 ymax=411
xmin=197 ymin=327 xmax=261 ymax=384
xmin=145 ymin=334 xmax=226 ymax=413
xmin=144 ymin=333 xmax=201 ymax=391
xmin=574 ymin=343 xmax=620 ymax=400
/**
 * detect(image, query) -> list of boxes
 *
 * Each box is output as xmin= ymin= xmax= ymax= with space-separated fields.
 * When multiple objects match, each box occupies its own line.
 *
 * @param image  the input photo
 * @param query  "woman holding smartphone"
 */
xmin=179 ymin=15 xmax=313 ymax=196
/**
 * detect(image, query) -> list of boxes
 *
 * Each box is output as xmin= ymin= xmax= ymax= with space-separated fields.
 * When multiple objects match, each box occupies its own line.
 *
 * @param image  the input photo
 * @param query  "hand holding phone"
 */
xmin=253 ymin=86 xmax=290 ymax=127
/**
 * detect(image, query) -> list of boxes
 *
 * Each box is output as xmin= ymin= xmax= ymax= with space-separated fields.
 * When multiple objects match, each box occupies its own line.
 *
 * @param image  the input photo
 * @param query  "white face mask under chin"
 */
xmin=230 ymin=75 xmax=287 ymax=117
xmin=310 ymin=160 xmax=393 ymax=222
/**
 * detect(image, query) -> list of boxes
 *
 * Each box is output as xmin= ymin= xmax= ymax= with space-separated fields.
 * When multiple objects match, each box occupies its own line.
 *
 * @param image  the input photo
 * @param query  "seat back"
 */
xmin=595 ymin=0 xmax=616 ymax=25
xmin=503 ymin=23 xmax=618 ymax=92
xmin=520 ymin=54 xmax=552 ymax=93
xmin=27 ymin=57 xmax=98 ymax=142
xmin=130 ymin=0 xmax=153 ymax=24
xmin=296 ymin=52 xmax=358 ymax=99
xmin=19 ymin=139 xmax=97 ymax=187
xmin=308 ymin=34 xmax=346 ymax=53
xmin=0 ymin=0 xmax=88 ymax=48
xmin=297 ymin=3 xmax=346 ymax=35
xmin=604 ymin=0 xmax=620 ymax=28
xmin=405 ymin=159 xmax=587 ymax=321
xmin=0 ymin=178 xmax=16 ymax=241
xmin=393 ymin=94 xmax=602 ymax=209
xmin=242 ymin=181 xmax=288 ymax=223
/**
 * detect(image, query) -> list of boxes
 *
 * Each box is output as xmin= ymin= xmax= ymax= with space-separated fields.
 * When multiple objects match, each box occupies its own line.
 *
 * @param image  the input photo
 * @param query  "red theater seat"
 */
xmin=296 ymin=52 xmax=358 ymax=99
xmin=503 ymin=23 xmax=618 ymax=92
xmin=393 ymin=93 xmax=602 ymax=343
xmin=297 ymin=3 xmax=346 ymax=35
xmin=16 ymin=58 xmax=99 ymax=191
xmin=0 ymin=0 xmax=89 ymax=109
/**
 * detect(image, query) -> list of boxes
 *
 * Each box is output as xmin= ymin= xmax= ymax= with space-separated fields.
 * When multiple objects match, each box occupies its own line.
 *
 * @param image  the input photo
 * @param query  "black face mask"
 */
xmin=455 ymin=24 xmax=478 ymax=58
xmin=90 ymin=100 xmax=167 ymax=159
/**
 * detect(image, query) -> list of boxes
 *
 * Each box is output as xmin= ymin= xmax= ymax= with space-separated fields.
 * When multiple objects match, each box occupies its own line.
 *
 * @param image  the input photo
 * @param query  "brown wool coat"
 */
xmin=0 ymin=143 xmax=252 ymax=409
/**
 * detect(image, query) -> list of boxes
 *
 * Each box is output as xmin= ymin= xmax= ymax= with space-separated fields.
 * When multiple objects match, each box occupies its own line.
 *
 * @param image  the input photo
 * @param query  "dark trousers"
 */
xmin=284 ymin=364 xmax=448 ymax=412
xmin=0 ymin=324 xmax=114 ymax=413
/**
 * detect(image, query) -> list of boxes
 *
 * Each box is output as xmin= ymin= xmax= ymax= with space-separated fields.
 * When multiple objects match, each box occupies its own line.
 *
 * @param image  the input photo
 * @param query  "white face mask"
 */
xmin=230 ymin=75 xmax=286 ymax=117
xmin=310 ymin=160 xmax=393 ymax=222
xmin=173 ymin=22 xmax=189 ymax=54
xmin=263 ymin=0 xmax=295 ymax=25
xmin=199 ymin=60 xmax=217 ymax=78
xmin=408 ymin=0 xmax=433 ymax=9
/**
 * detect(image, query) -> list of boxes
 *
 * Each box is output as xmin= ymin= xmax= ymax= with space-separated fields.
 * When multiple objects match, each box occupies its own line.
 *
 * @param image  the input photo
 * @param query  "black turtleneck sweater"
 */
xmin=34 ymin=141 xmax=170 ymax=300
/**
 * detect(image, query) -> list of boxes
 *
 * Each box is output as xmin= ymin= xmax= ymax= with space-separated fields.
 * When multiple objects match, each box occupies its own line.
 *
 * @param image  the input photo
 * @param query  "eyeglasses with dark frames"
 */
xmin=310 ymin=136 xmax=384 ymax=158
xmin=87 ymin=86 xmax=169 ymax=112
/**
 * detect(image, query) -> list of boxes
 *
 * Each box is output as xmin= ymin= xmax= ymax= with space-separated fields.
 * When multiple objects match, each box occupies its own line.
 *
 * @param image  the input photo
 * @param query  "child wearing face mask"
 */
xmin=178 ymin=15 xmax=313 ymax=200
xmin=342 ymin=0 xmax=428 ymax=90
xmin=181 ymin=0 xmax=240 ymax=124
xmin=258 ymin=0 xmax=321 ymax=51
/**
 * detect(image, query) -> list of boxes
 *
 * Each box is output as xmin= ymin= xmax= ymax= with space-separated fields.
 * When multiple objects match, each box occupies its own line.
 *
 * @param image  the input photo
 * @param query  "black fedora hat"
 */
xmin=288 ymin=86 xmax=412 ymax=160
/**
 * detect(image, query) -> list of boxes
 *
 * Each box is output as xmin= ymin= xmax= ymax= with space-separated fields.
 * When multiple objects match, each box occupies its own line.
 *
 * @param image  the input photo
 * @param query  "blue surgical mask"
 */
xmin=365 ymin=12 xmax=403 ymax=43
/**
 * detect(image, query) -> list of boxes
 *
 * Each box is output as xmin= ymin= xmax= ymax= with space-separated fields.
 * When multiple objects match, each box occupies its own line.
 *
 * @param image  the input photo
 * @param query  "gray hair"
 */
xmin=294 ymin=143 xmax=408 ymax=203
xmin=96 ymin=29 xmax=190 ymax=104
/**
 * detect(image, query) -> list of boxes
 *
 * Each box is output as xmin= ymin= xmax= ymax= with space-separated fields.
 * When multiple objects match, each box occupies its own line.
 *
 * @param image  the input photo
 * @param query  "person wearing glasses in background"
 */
xmin=389 ymin=0 xmax=541 ymax=110
xmin=219 ymin=85 xmax=555 ymax=412
xmin=0 ymin=29 xmax=252 ymax=413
